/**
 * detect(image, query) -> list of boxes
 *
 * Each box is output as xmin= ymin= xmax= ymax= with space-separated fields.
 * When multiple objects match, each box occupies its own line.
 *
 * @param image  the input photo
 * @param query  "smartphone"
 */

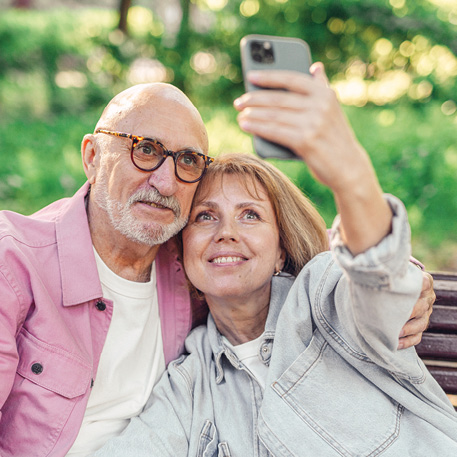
xmin=240 ymin=35 xmax=312 ymax=160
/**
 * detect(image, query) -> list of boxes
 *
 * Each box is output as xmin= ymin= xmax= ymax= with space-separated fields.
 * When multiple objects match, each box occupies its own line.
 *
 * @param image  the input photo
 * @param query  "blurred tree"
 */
xmin=12 ymin=0 xmax=33 ymax=7
xmin=118 ymin=0 xmax=132 ymax=34
xmin=1 ymin=1 xmax=456 ymax=268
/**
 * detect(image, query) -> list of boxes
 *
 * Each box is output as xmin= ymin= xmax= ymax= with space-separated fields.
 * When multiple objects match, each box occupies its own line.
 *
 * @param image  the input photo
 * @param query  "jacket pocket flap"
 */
xmin=16 ymin=329 xmax=92 ymax=399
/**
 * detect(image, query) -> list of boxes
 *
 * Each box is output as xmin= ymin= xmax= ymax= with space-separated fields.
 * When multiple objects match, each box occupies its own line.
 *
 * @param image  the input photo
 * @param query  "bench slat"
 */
xmin=416 ymin=334 xmax=457 ymax=360
xmin=424 ymin=366 xmax=457 ymax=395
xmin=427 ymin=304 xmax=457 ymax=330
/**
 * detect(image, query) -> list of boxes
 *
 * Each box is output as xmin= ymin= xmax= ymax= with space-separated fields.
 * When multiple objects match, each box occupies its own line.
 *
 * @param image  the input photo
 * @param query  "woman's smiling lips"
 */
xmin=209 ymin=253 xmax=248 ymax=265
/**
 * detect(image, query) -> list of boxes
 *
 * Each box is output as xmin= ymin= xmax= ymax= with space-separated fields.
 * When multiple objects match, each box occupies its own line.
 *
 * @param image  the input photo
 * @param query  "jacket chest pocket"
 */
xmin=0 ymin=329 xmax=92 ymax=457
xmin=197 ymin=420 xmax=232 ymax=457
xmin=271 ymin=332 xmax=402 ymax=457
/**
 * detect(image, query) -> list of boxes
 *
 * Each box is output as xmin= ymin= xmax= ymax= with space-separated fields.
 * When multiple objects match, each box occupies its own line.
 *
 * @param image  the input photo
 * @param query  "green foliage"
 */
xmin=0 ymin=3 xmax=457 ymax=270
xmin=0 ymin=112 xmax=96 ymax=213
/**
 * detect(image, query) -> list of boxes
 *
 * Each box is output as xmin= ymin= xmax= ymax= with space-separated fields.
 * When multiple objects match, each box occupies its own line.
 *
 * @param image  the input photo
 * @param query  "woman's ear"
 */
xmin=276 ymin=247 xmax=286 ymax=273
xmin=81 ymin=134 xmax=98 ymax=185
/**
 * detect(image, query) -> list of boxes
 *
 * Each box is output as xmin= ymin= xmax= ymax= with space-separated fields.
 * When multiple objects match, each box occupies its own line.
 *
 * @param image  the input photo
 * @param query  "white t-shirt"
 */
xmin=67 ymin=249 xmax=165 ymax=456
xmin=222 ymin=333 xmax=268 ymax=389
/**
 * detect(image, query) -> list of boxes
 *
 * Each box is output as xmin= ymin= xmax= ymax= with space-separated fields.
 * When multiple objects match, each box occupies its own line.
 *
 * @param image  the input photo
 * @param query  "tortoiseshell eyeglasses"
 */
xmin=95 ymin=128 xmax=214 ymax=184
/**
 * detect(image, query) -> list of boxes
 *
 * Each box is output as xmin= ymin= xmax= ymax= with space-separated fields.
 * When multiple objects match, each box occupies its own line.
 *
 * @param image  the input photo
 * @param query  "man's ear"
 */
xmin=81 ymin=134 xmax=98 ymax=185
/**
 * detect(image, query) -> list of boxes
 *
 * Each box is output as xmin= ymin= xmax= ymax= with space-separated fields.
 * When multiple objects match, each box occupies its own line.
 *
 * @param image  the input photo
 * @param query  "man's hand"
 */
xmin=398 ymin=271 xmax=435 ymax=349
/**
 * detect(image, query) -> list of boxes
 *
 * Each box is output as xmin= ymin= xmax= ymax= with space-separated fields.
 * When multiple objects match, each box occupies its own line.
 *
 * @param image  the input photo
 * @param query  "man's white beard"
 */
xmin=92 ymin=182 xmax=188 ymax=246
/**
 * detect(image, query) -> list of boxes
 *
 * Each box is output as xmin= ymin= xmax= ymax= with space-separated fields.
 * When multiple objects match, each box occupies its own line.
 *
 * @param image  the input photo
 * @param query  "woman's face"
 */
xmin=182 ymin=174 xmax=285 ymax=305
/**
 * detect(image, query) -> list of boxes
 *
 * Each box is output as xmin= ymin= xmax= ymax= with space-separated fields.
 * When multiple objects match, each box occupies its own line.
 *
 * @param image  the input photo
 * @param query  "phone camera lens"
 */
xmin=251 ymin=42 xmax=262 ymax=52
xmin=250 ymin=41 xmax=275 ymax=64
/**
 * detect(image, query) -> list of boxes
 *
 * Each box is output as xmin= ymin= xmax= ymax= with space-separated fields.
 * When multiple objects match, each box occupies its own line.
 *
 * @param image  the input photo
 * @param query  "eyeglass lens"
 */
xmin=133 ymin=139 xmax=207 ymax=182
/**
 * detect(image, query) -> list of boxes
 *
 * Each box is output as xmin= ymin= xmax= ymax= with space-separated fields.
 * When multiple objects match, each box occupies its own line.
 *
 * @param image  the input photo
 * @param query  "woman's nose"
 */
xmin=215 ymin=218 xmax=239 ymax=242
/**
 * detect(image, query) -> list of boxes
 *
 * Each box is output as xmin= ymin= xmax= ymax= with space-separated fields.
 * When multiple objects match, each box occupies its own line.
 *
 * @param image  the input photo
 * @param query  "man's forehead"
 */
xmin=99 ymin=84 xmax=193 ymax=123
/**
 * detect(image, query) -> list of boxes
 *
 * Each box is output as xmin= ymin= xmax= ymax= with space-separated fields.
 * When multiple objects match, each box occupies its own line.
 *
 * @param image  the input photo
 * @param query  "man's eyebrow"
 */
xmin=142 ymin=135 xmax=203 ymax=154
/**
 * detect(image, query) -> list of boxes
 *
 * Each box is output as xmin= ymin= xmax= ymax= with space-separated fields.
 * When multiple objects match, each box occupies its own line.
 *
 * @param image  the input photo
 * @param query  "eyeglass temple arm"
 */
xmin=95 ymin=129 xmax=138 ymax=141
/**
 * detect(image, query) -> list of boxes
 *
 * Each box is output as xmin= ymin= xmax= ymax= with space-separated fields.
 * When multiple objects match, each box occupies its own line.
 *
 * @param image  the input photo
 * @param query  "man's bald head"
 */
xmin=95 ymin=83 xmax=208 ymax=153
xmin=82 ymin=82 xmax=210 ymax=254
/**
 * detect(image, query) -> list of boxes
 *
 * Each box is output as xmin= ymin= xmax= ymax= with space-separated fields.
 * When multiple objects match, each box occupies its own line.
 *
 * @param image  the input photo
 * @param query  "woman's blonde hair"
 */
xmin=191 ymin=153 xmax=329 ymax=276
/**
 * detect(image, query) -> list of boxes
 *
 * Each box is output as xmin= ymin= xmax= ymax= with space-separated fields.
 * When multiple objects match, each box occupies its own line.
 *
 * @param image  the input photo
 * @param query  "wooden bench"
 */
xmin=416 ymin=272 xmax=457 ymax=407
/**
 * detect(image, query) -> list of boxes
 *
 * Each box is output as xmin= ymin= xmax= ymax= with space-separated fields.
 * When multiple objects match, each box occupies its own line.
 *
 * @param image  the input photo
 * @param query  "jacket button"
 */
xmin=31 ymin=363 xmax=43 ymax=375
xmin=95 ymin=300 xmax=106 ymax=311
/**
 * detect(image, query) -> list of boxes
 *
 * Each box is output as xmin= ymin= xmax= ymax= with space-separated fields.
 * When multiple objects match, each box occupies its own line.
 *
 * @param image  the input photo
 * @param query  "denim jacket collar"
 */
xmin=206 ymin=274 xmax=295 ymax=384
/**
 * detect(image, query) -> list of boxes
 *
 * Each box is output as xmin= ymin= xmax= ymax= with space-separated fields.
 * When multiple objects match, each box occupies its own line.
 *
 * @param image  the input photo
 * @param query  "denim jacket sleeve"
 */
xmin=91 ymin=354 xmax=193 ymax=457
xmin=317 ymin=194 xmax=424 ymax=379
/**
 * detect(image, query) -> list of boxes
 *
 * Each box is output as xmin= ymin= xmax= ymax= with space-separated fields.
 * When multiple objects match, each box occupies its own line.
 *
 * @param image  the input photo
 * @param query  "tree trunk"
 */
xmin=118 ymin=0 xmax=132 ymax=34
xmin=12 ymin=0 xmax=33 ymax=7
xmin=173 ymin=0 xmax=191 ymax=90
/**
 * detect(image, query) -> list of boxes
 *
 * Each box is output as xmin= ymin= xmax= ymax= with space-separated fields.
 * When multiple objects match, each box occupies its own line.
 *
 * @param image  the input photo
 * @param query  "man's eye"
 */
xmin=141 ymin=146 xmax=153 ymax=155
xmin=181 ymin=154 xmax=197 ymax=166
xmin=136 ymin=141 xmax=160 ymax=157
xmin=179 ymin=152 xmax=204 ymax=169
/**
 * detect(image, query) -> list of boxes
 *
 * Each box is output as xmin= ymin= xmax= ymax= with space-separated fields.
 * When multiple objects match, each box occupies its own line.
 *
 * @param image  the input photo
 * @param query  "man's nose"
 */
xmin=147 ymin=157 xmax=179 ymax=196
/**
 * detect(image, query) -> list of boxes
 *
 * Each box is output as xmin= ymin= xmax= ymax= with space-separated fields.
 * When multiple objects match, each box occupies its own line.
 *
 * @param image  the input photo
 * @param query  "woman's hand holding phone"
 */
xmin=234 ymin=63 xmax=391 ymax=257
xmin=234 ymin=64 xmax=371 ymax=196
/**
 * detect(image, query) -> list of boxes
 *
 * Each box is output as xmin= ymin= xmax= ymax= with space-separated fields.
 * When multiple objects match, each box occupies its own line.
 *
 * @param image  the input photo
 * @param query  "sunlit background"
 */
xmin=0 ymin=0 xmax=456 ymax=270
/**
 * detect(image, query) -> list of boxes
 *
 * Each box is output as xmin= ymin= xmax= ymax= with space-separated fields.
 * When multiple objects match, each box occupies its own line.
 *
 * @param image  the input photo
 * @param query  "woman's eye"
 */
xmin=195 ymin=211 xmax=214 ymax=222
xmin=243 ymin=210 xmax=260 ymax=220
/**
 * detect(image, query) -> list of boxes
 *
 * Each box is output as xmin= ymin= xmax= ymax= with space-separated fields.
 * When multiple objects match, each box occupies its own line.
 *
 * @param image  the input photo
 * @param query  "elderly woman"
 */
xmin=93 ymin=66 xmax=457 ymax=456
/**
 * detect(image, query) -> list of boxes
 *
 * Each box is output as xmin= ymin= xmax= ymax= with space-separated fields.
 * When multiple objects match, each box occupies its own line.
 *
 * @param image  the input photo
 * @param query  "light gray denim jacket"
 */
xmin=93 ymin=196 xmax=457 ymax=457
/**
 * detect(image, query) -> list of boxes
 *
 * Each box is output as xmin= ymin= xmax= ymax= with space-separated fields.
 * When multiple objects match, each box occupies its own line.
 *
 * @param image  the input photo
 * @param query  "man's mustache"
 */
xmin=128 ymin=188 xmax=182 ymax=218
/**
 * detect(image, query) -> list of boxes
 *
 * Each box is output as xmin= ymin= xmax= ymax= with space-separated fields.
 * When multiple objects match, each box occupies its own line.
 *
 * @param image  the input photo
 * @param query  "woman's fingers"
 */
xmin=234 ymin=89 xmax=311 ymax=111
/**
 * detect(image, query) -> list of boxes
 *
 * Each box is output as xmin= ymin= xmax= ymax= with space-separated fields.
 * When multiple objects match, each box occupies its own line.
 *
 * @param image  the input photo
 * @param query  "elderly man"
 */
xmin=0 ymin=81 xmax=432 ymax=457
xmin=0 ymin=83 xmax=211 ymax=457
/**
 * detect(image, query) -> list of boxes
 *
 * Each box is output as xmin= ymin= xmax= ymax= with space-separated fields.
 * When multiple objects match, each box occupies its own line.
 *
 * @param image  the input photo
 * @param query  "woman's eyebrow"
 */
xmin=193 ymin=201 xmax=218 ymax=209
xmin=194 ymin=200 xmax=264 ymax=209
xmin=236 ymin=201 xmax=266 ymax=210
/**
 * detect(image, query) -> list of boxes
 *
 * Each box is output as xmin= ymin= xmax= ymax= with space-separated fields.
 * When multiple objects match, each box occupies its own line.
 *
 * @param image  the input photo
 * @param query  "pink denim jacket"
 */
xmin=0 ymin=183 xmax=194 ymax=457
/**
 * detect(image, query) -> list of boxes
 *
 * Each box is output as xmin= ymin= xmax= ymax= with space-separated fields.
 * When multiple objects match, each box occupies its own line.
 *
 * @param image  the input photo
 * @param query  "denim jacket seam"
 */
xmin=390 ymin=366 xmax=427 ymax=386
xmin=314 ymin=260 xmax=371 ymax=363
xmin=170 ymin=356 xmax=194 ymax=397
xmin=314 ymin=261 xmax=426 ymax=384
xmin=265 ymin=385 xmax=357 ymax=456
xmin=271 ymin=360 xmax=405 ymax=456
xmin=259 ymin=410 xmax=298 ymax=457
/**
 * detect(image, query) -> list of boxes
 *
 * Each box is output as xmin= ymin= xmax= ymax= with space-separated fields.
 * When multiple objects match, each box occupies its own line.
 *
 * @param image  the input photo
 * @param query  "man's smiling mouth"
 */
xmin=139 ymin=201 xmax=169 ymax=210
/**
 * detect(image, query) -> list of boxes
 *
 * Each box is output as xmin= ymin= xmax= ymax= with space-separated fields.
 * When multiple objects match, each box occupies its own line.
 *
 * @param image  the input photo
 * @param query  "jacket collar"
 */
xmin=56 ymin=182 xmax=103 ymax=306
